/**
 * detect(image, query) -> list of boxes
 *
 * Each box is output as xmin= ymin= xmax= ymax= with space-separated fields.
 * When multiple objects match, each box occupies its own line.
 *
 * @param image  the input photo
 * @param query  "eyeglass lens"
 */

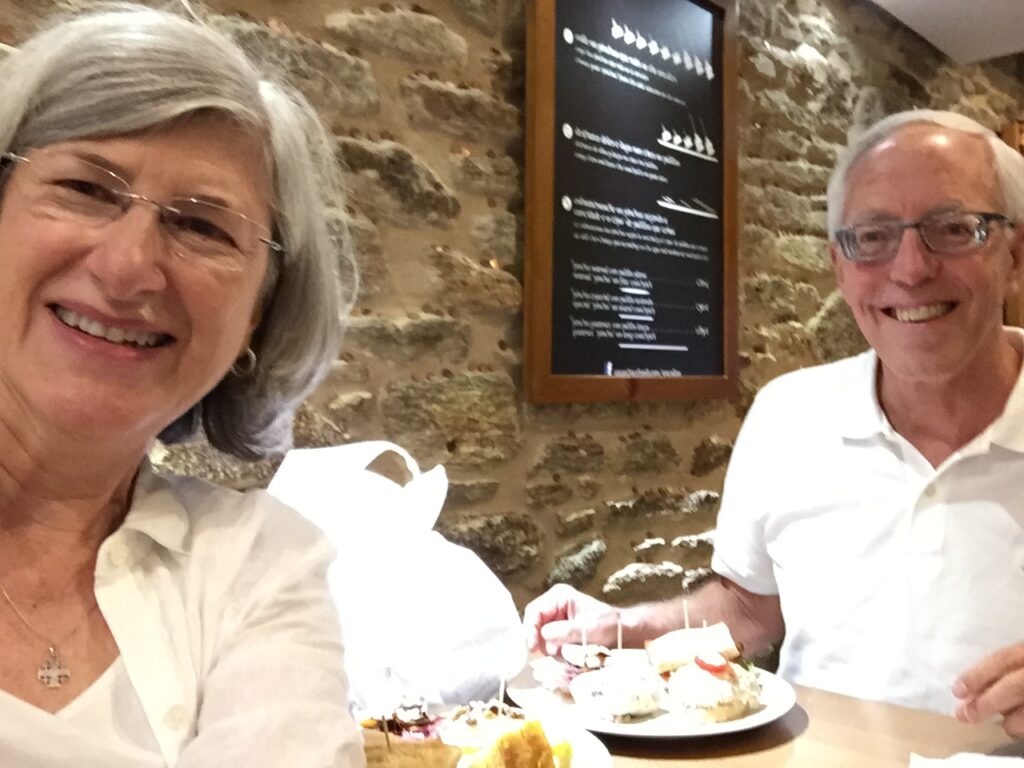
xmin=844 ymin=212 xmax=991 ymax=261
xmin=14 ymin=150 xmax=267 ymax=267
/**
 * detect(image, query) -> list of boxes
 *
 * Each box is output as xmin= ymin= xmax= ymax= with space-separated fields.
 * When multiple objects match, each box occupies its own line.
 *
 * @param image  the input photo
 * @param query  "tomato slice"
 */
xmin=694 ymin=653 xmax=729 ymax=675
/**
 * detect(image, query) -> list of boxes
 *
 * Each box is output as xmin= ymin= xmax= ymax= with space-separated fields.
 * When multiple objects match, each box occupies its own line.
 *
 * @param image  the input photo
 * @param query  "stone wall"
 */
xmin=5 ymin=0 xmax=1022 ymax=609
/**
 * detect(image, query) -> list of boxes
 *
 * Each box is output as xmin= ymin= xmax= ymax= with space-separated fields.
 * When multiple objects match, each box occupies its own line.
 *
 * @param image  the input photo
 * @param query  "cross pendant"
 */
xmin=37 ymin=647 xmax=70 ymax=689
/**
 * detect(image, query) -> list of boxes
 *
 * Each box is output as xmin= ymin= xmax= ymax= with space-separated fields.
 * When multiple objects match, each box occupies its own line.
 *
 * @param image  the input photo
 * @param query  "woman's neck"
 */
xmin=0 ymin=411 xmax=144 ymax=559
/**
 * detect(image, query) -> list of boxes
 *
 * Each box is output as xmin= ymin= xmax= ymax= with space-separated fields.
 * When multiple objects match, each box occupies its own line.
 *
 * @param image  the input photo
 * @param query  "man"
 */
xmin=524 ymin=110 xmax=1024 ymax=737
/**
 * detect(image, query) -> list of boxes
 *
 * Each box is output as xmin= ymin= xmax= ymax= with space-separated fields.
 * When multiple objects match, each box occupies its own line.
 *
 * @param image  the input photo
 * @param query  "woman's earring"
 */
xmin=231 ymin=347 xmax=257 ymax=377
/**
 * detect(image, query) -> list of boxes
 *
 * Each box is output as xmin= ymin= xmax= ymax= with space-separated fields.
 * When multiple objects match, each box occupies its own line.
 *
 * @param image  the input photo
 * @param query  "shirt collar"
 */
xmin=836 ymin=349 xmax=895 ymax=441
xmin=986 ymin=327 xmax=1024 ymax=453
xmin=836 ymin=328 xmax=1024 ymax=452
xmin=118 ymin=458 xmax=191 ymax=554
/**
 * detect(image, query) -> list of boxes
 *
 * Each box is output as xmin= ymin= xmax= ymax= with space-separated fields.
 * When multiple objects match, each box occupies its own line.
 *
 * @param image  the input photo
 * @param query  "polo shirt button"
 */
xmin=923 ymin=484 xmax=936 ymax=498
xmin=163 ymin=704 xmax=190 ymax=732
xmin=107 ymin=542 xmax=131 ymax=568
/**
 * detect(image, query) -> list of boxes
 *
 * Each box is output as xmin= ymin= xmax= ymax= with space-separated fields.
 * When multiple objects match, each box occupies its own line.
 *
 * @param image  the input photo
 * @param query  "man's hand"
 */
xmin=954 ymin=642 xmax=1024 ymax=737
xmin=522 ymin=584 xmax=625 ymax=657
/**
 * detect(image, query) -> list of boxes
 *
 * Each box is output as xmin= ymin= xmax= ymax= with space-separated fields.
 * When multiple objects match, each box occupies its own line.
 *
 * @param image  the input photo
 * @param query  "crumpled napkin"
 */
xmin=910 ymin=754 xmax=1023 ymax=766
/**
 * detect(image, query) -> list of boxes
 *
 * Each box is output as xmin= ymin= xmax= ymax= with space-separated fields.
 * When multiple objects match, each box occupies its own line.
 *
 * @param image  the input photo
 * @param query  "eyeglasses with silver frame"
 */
xmin=835 ymin=210 xmax=1014 ymax=263
xmin=0 ymin=147 xmax=283 ymax=271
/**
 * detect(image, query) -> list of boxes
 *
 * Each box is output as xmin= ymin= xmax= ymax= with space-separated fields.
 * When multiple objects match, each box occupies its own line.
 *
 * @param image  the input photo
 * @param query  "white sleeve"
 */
xmin=710 ymin=386 xmax=781 ymax=596
xmin=177 ymin=496 xmax=364 ymax=768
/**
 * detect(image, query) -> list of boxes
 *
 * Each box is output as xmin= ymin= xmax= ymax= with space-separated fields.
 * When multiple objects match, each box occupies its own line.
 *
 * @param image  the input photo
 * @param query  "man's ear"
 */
xmin=829 ymin=241 xmax=845 ymax=288
xmin=1008 ymin=225 xmax=1024 ymax=290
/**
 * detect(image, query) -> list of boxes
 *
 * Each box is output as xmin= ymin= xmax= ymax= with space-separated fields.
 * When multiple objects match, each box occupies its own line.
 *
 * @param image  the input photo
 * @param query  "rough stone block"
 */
xmin=451 ymin=150 xmax=521 ymax=199
xmin=742 ymin=184 xmax=827 ymax=237
xmin=429 ymin=246 xmax=522 ymax=311
xmin=336 ymin=136 xmax=460 ymax=228
xmin=380 ymin=372 xmax=519 ymax=469
xmin=616 ymin=432 xmax=680 ymax=475
xmin=292 ymin=403 xmax=347 ymax=448
xmin=344 ymin=315 xmax=470 ymax=364
xmin=670 ymin=531 xmax=716 ymax=569
xmin=150 ymin=439 xmax=278 ymax=492
xmin=606 ymin=488 xmax=719 ymax=522
xmin=547 ymin=538 xmax=607 ymax=588
xmin=215 ymin=16 xmax=378 ymax=122
xmin=531 ymin=433 xmax=605 ymax=476
xmin=633 ymin=536 xmax=668 ymax=564
xmin=438 ymin=512 xmax=541 ymax=575
xmin=602 ymin=562 xmax=683 ymax=604
xmin=446 ymin=479 xmax=501 ymax=509
xmin=690 ymin=436 xmax=734 ymax=477
xmin=401 ymin=74 xmax=520 ymax=144
xmin=326 ymin=207 xmax=386 ymax=299
xmin=450 ymin=0 xmax=501 ymax=34
xmin=740 ymin=157 xmax=831 ymax=195
xmin=325 ymin=8 xmax=467 ymax=66
xmin=471 ymin=210 xmax=519 ymax=266
xmin=742 ymin=273 xmax=821 ymax=324
xmin=325 ymin=391 xmax=375 ymax=437
xmin=324 ymin=358 xmax=371 ymax=387
xmin=526 ymin=481 xmax=572 ymax=509
xmin=556 ymin=507 xmax=597 ymax=537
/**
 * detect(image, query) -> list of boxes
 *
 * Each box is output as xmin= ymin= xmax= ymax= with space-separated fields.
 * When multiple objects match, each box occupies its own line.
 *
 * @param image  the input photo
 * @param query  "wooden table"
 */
xmin=605 ymin=685 xmax=1022 ymax=766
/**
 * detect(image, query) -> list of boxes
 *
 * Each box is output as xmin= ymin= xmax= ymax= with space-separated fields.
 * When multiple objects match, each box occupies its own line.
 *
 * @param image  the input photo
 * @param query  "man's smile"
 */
xmin=880 ymin=301 xmax=958 ymax=323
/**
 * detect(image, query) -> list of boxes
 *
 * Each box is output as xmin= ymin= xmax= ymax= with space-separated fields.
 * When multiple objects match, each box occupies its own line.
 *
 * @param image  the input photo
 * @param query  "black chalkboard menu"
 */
xmin=524 ymin=0 xmax=737 ymax=403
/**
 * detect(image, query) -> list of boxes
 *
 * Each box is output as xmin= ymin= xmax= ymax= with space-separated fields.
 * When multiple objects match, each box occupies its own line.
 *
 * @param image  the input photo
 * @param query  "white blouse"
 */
xmin=0 ymin=461 xmax=365 ymax=767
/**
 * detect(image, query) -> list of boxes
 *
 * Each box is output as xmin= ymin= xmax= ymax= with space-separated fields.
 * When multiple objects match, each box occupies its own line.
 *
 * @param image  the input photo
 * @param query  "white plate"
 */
xmin=507 ymin=663 xmax=797 ymax=738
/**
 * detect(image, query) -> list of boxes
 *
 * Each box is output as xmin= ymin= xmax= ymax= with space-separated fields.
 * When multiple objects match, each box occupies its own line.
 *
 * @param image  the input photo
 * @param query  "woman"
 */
xmin=0 ymin=5 xmax=363 ymax=767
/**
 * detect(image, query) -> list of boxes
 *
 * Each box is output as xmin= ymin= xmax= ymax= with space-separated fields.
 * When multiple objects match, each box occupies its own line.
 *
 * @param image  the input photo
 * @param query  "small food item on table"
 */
xmin=644 ymin=621 xmax=741 ymax=674
xmin=559 ymin=642 xmax=610 ymax=670
xmin=530 ymin=643 xmax=609 ymax=698
xmin=665 ymin=652 xmax=762 ymax=723
xmin=360 ymin=696 xmax=440 ymax=740
xmin=438 ymin=700 xmax=571 ymax=768
xmin=568 ymin=660 xmax=665 ymax=722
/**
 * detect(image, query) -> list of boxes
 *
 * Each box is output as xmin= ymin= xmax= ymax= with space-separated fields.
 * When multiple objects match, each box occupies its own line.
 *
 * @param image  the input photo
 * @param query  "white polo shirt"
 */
xmin=711 ymin=337 xmax=1024 ymax=714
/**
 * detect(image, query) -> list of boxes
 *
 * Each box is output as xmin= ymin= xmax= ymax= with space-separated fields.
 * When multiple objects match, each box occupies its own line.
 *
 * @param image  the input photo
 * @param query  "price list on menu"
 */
xmin=524 ymin=0 xmax=736 ymax=402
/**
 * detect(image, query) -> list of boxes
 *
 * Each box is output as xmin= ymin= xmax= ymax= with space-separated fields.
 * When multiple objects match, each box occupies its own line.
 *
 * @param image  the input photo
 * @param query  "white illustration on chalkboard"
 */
xmin=623 ymin=25 xmax=635 ymax=45
xmin=683 ymin=50 xmax=693 ymax=70
xmin=636 ymin=33 xmax=647 ymax=50
xmin=694 ymin=57 xmax=704 ymax=76
xmin=699 ymin=118 xmax=716 ymax=157
xmin=672 ymin=51 xmax=682 ymax=66
xmin=689 ymin=114 xmax=705 ymax=154
xmin=705 ymin=60 xmax=715 ymax=80
xmin=619 ymin=343 xmax=690 ymax=352
xmin=611 ymin=19 xmax=623 ymax=39
xmin=657 ymin=120 xmax=718 ymax=163
xmin=657 ymin=195 xmax=719 ymax=220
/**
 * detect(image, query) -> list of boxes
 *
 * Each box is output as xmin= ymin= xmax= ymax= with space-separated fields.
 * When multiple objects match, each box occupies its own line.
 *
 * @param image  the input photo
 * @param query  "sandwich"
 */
xmin=643 ymin=622 xmax=741 ymax=674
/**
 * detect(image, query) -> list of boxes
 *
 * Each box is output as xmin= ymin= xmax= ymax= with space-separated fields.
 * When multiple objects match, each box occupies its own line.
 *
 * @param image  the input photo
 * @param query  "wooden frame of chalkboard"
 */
xmin=523 ymin=0 xmax=738 ymax=403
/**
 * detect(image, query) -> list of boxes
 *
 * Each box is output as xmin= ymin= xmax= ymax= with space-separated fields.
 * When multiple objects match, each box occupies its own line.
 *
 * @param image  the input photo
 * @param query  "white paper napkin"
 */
xmin=910 ymin=754 xmax=1023 ymax=766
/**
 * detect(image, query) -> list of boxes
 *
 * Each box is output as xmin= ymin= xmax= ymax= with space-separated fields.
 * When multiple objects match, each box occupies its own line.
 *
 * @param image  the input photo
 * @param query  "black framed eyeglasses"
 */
xmin=1 ymin=148 xmax=283 ymax=272
xmin=835 ymin=210 xmax=1014 ymax=263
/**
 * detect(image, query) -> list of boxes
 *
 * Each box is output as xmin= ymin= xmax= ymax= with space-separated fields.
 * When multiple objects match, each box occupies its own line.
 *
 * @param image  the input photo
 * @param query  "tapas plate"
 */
xmin=507 ymin=663 xmax=797 ymax=738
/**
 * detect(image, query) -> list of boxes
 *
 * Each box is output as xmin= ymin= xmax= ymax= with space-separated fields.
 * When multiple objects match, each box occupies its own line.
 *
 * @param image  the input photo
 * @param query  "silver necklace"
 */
xmin=0 ymin=579 xmax=96 ymax=689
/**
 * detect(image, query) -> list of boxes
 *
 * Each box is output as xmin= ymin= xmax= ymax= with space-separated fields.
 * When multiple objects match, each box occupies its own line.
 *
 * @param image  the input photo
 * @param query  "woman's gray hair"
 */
xmin=826 ymin=109 xmax=1024 ymax=238
xmin=0 ymin=3 xmax=357 ymax=459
